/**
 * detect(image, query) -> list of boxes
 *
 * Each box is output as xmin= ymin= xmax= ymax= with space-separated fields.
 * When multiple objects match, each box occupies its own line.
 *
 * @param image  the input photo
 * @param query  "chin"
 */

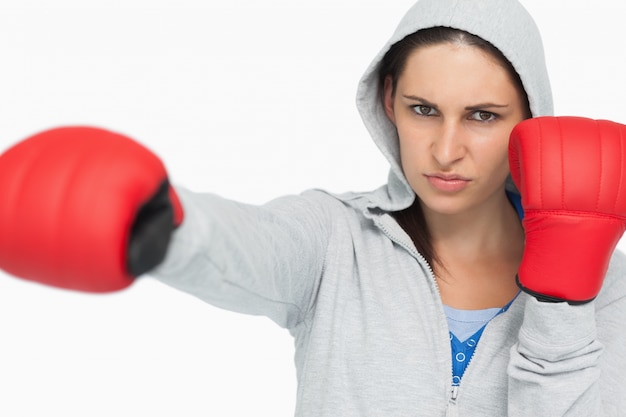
xmin=417 ymin=195 xmax=470 ymax=217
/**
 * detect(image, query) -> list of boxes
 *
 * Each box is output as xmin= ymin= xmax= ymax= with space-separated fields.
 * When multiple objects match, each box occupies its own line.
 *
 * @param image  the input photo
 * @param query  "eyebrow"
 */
xmin=402 ymin=95 xmax=509 ymax=111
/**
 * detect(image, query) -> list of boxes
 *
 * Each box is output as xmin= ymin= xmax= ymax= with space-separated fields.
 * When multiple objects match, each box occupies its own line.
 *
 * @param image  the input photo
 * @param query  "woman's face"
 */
xmin=383 ymin=42 xmax=527 ymax=218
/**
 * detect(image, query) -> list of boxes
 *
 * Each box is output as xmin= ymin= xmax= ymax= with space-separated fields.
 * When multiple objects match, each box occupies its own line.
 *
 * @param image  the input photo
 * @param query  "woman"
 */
xmin=0 ymin=0 xmax=624 ymax=415
xmin=151 ymin=0 xmax=625 ymax=415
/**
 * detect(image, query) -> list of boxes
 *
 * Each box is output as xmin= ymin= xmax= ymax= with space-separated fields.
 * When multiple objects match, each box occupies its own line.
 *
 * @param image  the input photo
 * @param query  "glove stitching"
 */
xmin=595 ymin=119 xmax=602 ymax=213
xmin=557 ymin=117 xmax=565 ymax=210
xmin=537 ymin=118 xmax=544 ymax=208
xmin=615 ymin=123 xmax=625 ymax=213
xmin=524 ymin=208 xmax=626 ymax=222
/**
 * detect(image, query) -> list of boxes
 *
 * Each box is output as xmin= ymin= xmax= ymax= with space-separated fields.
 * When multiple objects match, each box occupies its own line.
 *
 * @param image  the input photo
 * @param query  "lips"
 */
xmin=424 ymin=173 xmax=471 ymax=192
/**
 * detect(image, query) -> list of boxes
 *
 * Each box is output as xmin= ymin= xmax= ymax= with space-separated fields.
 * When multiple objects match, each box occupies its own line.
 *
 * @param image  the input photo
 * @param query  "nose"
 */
xmin=431 ymin=120 xmax=467 ymax=167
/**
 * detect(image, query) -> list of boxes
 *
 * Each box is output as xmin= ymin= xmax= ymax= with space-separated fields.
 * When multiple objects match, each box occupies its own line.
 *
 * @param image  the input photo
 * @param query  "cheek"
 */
xmin=397 ymin=135 xmax=432 ymax=196
xmin=476 ymin=132 xmax=512 ymax=177
xmin=397 ymin=132 xmax=427 ymax=172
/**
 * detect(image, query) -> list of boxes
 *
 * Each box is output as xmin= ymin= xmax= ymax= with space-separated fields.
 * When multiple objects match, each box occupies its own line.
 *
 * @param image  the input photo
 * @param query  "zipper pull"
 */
xmin=450 ymin=385 xmax=459 ymax=401
xmin=445 ymin=385 xmax=460 ymax=417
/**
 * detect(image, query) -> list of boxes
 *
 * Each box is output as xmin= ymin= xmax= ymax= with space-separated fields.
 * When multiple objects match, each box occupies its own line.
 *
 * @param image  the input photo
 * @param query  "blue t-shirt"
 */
xmin=446 ymin=299 xmax=516 ymax=385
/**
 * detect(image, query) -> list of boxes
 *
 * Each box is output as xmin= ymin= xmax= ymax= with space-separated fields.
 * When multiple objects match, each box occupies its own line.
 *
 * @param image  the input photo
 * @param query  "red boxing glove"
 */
xmin=509 ymin=116 xmax=626 ymax=304
xmin=0 ymin=126 xmax=183 ymax=292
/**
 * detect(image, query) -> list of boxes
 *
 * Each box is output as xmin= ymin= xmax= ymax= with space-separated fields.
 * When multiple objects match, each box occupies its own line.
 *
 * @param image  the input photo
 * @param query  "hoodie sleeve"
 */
xmin=149 ymin=186 xmax=334 ymax=329
xmin=507 ymin=251 xmax=626 ymax=416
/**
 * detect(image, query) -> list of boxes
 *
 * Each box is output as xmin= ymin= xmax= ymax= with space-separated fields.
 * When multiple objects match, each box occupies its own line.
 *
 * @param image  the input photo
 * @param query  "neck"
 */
xmin=423 ymin=190 xmax=521 ymax=258
xmin=421 ymin=189 xmax=525 ymax=309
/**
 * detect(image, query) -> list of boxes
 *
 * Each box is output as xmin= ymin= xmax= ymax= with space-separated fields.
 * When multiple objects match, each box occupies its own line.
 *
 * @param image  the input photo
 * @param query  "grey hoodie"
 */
xmin=153 ymin=0 xmax=626 ymax=415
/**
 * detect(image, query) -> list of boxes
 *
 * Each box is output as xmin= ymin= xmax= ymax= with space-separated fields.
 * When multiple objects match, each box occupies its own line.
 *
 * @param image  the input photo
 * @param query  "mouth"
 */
xmin=424 ymin=173 xmax=471 ymax=193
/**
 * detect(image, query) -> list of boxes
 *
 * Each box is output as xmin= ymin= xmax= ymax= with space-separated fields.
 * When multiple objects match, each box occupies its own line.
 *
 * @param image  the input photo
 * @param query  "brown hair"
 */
xmin=379 ymin=26 xmax=531 ymax=273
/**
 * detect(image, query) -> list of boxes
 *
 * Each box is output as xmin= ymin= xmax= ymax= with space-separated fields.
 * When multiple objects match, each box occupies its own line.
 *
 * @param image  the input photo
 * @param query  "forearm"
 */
xmin=507 ymin=297 xmax=604 ymax=416
xmin=151 ymin=187 xmax=332 ymax=328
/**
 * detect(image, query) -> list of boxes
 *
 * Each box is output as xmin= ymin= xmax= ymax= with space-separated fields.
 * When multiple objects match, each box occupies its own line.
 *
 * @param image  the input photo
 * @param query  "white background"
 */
xmin=0 ymin=1 xmax=625 ymax=416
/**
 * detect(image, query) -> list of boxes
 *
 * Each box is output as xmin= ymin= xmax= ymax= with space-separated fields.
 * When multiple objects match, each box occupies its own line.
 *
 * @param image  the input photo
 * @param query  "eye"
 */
xmin=412 ymin=105 xmax=438 ymax=117
xmin=470 ymin=111 xmax=497 ymax=122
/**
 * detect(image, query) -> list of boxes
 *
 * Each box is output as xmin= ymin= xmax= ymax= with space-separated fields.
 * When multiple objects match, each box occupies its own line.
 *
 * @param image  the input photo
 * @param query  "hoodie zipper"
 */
xmin=372 ymin=213 xmax=460 ymax=409
xmin=450 ymin=385 xmax=459 ymax=401
xmin=445 ymin=385 xmax=459 ymax=417
xmin=372 ymin=213 xmax=435 ymax=277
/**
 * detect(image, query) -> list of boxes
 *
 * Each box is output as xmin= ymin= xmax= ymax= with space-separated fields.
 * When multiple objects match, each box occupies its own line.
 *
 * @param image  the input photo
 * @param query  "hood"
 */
xmin=356 ymin=0 xmax=553 ymax=212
